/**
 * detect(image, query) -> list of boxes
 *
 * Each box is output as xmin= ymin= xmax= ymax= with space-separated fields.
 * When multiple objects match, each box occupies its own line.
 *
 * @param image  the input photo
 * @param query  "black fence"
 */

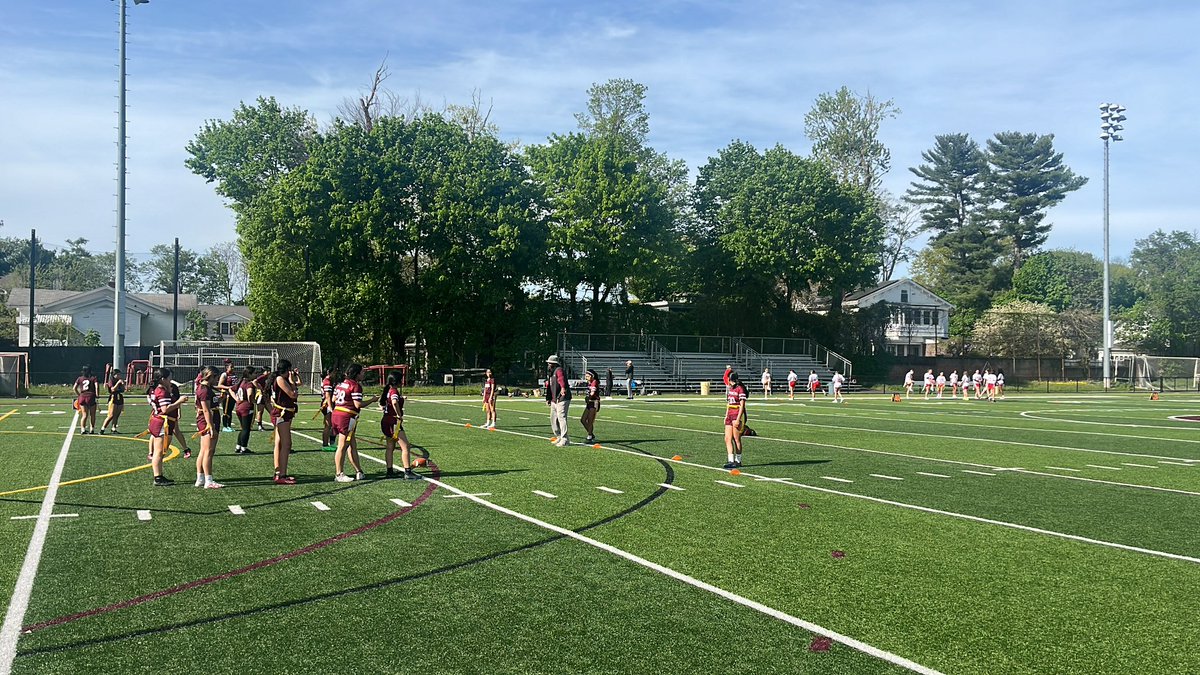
xmin=23 ymin=347 xmax=155 ymax=385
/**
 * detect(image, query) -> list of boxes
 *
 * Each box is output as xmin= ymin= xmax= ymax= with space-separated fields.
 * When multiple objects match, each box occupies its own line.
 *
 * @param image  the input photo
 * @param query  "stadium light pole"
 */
xmin=113 ymin=0 xmax=150 ymax=375
xmin=1099 ymin=103 xmax=1126 ymax=389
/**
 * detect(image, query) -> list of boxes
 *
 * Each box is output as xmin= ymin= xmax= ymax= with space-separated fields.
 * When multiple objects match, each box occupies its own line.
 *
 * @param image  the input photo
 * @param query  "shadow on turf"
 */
xmin=742 ymin=459 xmax=831 ymax=468
xmin=17 ymin=457 xmax=681 ymax=657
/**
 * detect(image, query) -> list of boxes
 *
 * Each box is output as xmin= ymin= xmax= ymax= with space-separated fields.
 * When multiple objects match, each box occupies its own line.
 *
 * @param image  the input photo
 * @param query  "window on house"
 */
xmin=900 ymin=290 xmax=909 ymax=303
xmin=220 ymin=322 xmax=232 ymax=335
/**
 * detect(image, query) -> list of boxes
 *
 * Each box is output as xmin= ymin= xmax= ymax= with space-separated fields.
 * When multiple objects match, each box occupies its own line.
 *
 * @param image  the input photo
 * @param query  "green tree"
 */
xmin=905 ymin=133 xmax=990 ymax=242
xmin=141 ymin=244 xmax=201 ymax=297
xmin=803 ymin=86 xmax=899 ymax=197
xmin=185 ymin=96 xmax=316 ymax=212
xmin=1011 ymin=249 xmax=1103 ymax=311
xmin=984 ymin=132 xmax=1087 ymax=270
xmin=525 ymin=133 xmax=671 ymax=329
xmin=1124 ymin=230 xmax=1200 ymax=354
xmin=575 ymin=79 xmax=650 ymax=149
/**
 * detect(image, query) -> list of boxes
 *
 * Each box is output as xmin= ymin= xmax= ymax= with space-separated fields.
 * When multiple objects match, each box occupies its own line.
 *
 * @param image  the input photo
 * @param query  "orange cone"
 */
xmin=671 ymin=454 xmax=683 ymax=461
xmin=730 ymin=468 xmax=741 ymax=476
xmin=465 ymin=423 xmax=472 ymax=428
xmin=593 ymin=443 xmax=601 ymax=448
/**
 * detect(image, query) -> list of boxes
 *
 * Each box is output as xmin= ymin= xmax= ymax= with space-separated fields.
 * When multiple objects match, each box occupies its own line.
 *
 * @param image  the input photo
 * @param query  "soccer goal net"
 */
xmin=1129 ymin=355 xmax=1200 ymax=391
xmin=0 ymin=352 xmax=30 ymax=397
xmin=154 ymin=341 xmax=324 ymax=393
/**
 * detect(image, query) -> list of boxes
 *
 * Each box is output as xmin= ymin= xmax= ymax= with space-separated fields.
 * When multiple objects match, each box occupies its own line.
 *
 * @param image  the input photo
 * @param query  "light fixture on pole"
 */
xmin=1099 ymin=102 xmax=1125 ymax=389
xmin=113 ymin=0 xmax=149 ymax=375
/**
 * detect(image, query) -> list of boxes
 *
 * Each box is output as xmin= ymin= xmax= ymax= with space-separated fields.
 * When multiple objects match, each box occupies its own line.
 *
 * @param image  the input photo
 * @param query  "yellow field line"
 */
xmin=0 ymin=436 xmax=181 ymax=498
xmin=0 ymin=409 xmax=17 ymax=424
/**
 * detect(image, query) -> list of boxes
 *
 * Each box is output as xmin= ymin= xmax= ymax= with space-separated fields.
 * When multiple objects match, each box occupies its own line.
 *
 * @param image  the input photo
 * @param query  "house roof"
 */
xmin=198 ymin=305 xmax=253 ymax=321
xmin=4 ymin=287 xmax=247 ymax=318
xmin=844 ymin=278 xmax=954 ymax=310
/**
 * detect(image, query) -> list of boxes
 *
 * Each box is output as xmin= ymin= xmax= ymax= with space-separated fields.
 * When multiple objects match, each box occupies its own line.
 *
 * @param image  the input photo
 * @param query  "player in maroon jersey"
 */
xmin=330 ymin=363 xmax=378 ymax=482
xmin=217 ymin=359 xmax=238 ymax=432
xmin=722 ymin=367 xmax=749 ymax=469
xmin=193 ymin=366 xmax=224 ymax=489
xmin=233 ymin=365 xmax=257 ymax=454
xmin=98 ymin=369 xmax=126 ymax=434
xmin=253 ymin=367 xmax=271 ymax=431
xmin=147 ymin=368 xmax=188 ymax=486
xmin=380 ymin=370 xmax=417 ymax=479
xmin=73 ymin=365 xmax=99 ymax=434
xmin=481 ymin=368 xmax=498 ymax=429
xmin=268 ymin=360 xmax=301 ymax=484
xmin=320 ymin=367 xmax=339 ymax=449
xmin=580 ymin=369 xmax=601 ymax=444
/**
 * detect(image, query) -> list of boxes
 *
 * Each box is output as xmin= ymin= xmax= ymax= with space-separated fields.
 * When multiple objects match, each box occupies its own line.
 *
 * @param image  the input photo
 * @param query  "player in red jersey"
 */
xmin=73 ymin=365 xmax=99 ymax=433
xmin=331 ymin=363 xmax=378 ymax=482
xmin=233 ymin=365 xmax=257 ymax=454
xmin=722 ymin=367 xmax=749 ymax=469
xmin=268 ymin=360 xmax=301 ymax=484
xmin=146 ymin=368 xmax=187 ymax=486
xmin=320 ymin=367 xmax=339 ymax=449
xmin=193 ymin=366 xmax=224 ymax=489
xmin=580 ymin=369 xmax=601 ymax=444
xmin=99 ymin=369 xmax=126 ymax=434
xmin=380 ymin=370 xmax=418 ymax=479
xmin=481 ymin=368 xmax=498 ymax=429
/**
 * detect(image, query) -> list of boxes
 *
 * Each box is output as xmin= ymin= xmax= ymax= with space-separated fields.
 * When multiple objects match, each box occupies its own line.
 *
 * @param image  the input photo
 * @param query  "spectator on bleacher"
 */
xmin=624 ymin=360 xmax=635 ymax=399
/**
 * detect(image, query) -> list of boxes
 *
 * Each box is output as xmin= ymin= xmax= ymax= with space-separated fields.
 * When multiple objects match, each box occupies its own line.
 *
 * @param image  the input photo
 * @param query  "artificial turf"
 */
xmin=3 ymin=392 xmax=1200 ymax=673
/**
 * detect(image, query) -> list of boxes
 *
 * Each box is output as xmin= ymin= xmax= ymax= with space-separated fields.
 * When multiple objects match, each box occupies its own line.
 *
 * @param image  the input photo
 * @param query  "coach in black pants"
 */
xmin=624 ymin=360 xmax=635 ymax=399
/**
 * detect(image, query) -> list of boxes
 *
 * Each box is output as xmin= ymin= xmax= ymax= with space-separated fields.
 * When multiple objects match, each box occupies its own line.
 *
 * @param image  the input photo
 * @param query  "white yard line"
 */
xmin=961 ymin=470 xmax=996 ymax=476
xmin=1122 ymin=463 xmax=1158 ymax=469
xmin=532 ymin=490 xmax=558 ymax=499
xmin=390 ymin=498 xmax=413 ymax=507
xmin=1084 ymin=465 xmax=1122 ymax=471
xmin=821 ymin=476 xmax=854 ymax=483
xmin=1159 ymin=461 xmax=1194 ymax=467
xmin=1044 ymin=466 xmax=1082 ymax=472
xmin=596 ymin=486 xmax=624 ymax=494
xmin=1 ymin=413 xmax=79 ymax=675
xmin=8 ymin=514 xmax=78 ymax=522
xmin=714 ymin=480 xmax=745 ymax=488
xmin=228 ymin=505 xmax=245 ymax=516
xmin=915 ymin=472 xmax=951 ymax=478
xmin=657 ymin=483 xmax=685 ymax=491
xmin=1012 ymin=469 xmax=1200 ymax=497
xmin=443 ymin=493 xmax=492 ymax=499
xmin=870 ymin=474 xmax=904 ymax=481
xmin=310 ymin=501 xmax=330 ymax=511
xmin=136 ymin=510 xmax=152 ymax=522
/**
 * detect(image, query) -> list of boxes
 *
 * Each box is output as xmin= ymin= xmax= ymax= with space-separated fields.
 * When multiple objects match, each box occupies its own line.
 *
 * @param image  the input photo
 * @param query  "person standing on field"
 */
xmin=605 ymin=368 xmax=614 ymax=398
xmin=624 ymin=360 xmax=635 ymax=399
xmin=482 ymin=368 xmax=498 ymax=429
xmin=787 ymin=369 xmax=798 ymax=401
xmin=761 ymin=368 xmax=772 ymax=399
xmin=904 ymin=369 xmax=914 ymax=399
xmin=546 ymin=355 xmax=572 ymax=446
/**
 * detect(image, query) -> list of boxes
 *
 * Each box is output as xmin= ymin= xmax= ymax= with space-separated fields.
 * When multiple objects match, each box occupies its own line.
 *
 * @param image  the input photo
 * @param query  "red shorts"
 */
xmin=381 ymin=416 xmax=403 ymax=439
xmin=77 ymin=395 xmax=96 ymax=408
xmin=148 ymin=415 xmax=173 ymax=439
xmin=810 ymin=382 xmax=819 ymax=391
xmin=789 ymin=382 xmax=796 ymax=391
xmin=196 ymin=413 xmax=214 ymax=437
xmin=331 ymin=413 xmax=357 ymax=437
xmin=987 ymin=384 xmax=996 ymax=393
xmin=270 ymin=406 xmax=296 ymax=425
xmin=724 ymin=407 xmax=743 ymax=426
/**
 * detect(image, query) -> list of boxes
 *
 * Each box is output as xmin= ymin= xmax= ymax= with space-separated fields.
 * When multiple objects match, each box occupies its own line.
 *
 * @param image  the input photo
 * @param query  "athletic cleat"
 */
xmin=403 ymin=469 xmax=419 ymax=480
xmin=555 ymin=438 xmax=569 ymax=447
xmin=734 ymin=461 xmax=743 ymax=468
xmin=195 ymin=476 xmax=205 ymax=487
xmin=585 ymin=435 xmax=596 ymax=444
xmin=183 ymin=448 xmax=192 ymax=459
xmin=99 ymin=429 xmax=106 ymax=435
xmin=112 ymin=428 xmax=120 ymax=433
xmin=273 ymin=475 xmax=297 ymax=485
xmin=153 ymin=476 xmax=174 ymax=487
xmin=722 ymin=461 xmax=737 ymax=469
xmin=354 ymin=471 xmax=367 ymax=481
xmin=334 ymin=473 xmax=354 ymax=483
xmin=258 ymin=423 xmax=265 ymax=431
xmin=204 ymin=481 xmax=224 ymax=489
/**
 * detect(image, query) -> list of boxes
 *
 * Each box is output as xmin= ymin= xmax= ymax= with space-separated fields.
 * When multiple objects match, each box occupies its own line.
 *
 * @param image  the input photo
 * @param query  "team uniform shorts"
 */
xmin=381 ymin=416 xmax=403 ymax=440
xmin=331 ymin=413 xmax=358 ymax=437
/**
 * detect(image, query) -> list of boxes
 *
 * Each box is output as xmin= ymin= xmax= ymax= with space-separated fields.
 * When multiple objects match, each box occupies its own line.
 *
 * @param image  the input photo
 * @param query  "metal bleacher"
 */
xmin=557 ymin=334 xmax=853 ymax=394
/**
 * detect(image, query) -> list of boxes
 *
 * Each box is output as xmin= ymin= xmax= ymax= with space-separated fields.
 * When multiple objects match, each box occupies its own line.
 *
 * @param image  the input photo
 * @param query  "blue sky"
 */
xmin=1 ymin=0 xmax=1196 ymax=273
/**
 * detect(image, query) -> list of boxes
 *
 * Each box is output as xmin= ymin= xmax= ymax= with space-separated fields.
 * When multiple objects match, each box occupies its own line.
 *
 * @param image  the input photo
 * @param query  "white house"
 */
xmin=843 ymin=278 xmax=954 ymax=357
xmin=5 ymin=286 xmax=251 ymax=347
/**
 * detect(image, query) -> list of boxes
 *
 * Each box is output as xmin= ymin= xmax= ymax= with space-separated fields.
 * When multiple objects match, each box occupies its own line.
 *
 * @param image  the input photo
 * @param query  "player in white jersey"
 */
xmin=761 ymin=368 xmax=772 ymax=399
xmin=985 ymin=370 xmax=998 ymax=401
xmin=935 ymin=372 xmax=946 ymax=398
xmin=787 ymin=369 xmax=798 ymax=401
xmin=830 ymin=371 xmax=846 ymax=403
xmin=996 ymin=370 xmax=1006 ymax=398
xmin=948 ymin=370 xmax=959 ymax=397
xmin=808 ymin=370 xmax=820 ymax=401
xmin=972 ymin=370 xmax=983 ymax=399
xmin=903 ymin=369 xmax=914 ymax=398
xmin=922 ymin=369 xmax=934 ymax=399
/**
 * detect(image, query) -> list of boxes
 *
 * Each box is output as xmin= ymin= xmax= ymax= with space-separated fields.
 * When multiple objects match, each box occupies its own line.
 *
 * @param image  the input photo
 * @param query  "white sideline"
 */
xmin=338 ymin=445 xmax=942 ymax=674
xmin=0 ymin=412 xmax=79 ymax=675
xmin=397 ymin=407 xmax=1200 ymax=567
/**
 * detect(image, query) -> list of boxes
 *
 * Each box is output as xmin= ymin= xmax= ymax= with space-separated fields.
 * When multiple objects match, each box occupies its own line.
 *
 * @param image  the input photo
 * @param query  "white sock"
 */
xmin=735 ymin=454 xmax=742 ymax=463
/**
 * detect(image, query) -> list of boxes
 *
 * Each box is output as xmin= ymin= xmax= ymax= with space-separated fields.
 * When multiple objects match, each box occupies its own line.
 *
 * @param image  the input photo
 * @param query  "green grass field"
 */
xmin=3 ymin=391 xmax=1200 ymax=674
